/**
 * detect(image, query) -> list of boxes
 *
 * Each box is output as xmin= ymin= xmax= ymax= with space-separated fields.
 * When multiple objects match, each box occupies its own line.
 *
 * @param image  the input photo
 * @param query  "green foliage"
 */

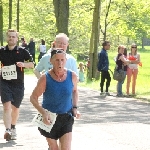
xmin=100 ymin=0 xmax=150 ymax=45
xmin=2 ymin=0 xmax=150 ymax=50
xmin=69 ymin=0 xmax=94 ymax=55
xmin=2 ymin=0 xmax=56 ymax=44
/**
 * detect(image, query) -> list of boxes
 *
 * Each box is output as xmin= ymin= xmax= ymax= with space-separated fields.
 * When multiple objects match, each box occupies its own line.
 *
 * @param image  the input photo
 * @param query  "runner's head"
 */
xmin=6 ymin=29 xmax=19 ymax=47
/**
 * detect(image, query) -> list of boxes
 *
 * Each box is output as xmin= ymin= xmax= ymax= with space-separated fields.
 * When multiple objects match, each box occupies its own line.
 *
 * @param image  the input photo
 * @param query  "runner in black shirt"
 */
xmin=0 ymin=29 xmax=34 ymax=141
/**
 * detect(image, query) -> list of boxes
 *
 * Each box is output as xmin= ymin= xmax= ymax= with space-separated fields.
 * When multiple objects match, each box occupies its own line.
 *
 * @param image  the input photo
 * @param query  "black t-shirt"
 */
xmin=116 ymin=53 xmax=127 ymax=71
xmin=0 ymin=45 xmax=33 ymax=84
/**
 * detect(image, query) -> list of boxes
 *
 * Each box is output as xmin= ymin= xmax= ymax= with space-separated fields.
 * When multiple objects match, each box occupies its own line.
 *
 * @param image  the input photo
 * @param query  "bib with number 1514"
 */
xmin=2 ymin=64 xmax=17 ymax=80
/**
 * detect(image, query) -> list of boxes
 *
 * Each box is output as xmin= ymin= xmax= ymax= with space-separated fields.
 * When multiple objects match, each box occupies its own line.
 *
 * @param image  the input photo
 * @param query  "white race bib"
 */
xmin=2 ymin=64 xmax=17 ymax=80
xmin=32 ymin=110 xmax=57 ymax=132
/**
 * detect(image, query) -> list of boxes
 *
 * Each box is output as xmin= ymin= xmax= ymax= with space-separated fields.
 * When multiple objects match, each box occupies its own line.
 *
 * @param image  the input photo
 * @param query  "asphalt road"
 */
xmin=0 ymin=75 xmax=150 ymax=150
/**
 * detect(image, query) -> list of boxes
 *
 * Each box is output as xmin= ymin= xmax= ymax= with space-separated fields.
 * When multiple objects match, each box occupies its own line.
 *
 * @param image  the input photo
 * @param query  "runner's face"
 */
xmin=6 ymin=32 xmax=18 ymax=46
xmin=51 ymin=53 xmax=66 ymax=72
xmin=55 ymin=37 xmax=68 ymax=52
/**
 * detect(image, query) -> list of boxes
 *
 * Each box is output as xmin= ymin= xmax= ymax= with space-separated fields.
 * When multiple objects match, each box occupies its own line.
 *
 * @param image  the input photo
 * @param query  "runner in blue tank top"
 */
xmin=30 ymin=49 xmax=79 ymax=150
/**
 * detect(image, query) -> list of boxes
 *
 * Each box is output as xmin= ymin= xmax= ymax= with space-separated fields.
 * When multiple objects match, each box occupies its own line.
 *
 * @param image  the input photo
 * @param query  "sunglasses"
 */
xmin=51 ymin=49 xmax=65 ymax=58
xmin=131 ymin=47 xmax=137 ymax=48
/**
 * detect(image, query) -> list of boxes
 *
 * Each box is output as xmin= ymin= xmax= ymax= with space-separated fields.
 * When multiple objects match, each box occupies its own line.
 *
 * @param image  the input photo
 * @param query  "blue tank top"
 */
xmin=42 ymin=70 xmax=73 ymax=114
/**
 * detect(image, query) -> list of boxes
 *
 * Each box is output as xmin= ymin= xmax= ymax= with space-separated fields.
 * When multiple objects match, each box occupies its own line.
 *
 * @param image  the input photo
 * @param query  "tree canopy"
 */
xmin=1 ymin=0 xmax=150 ymax=51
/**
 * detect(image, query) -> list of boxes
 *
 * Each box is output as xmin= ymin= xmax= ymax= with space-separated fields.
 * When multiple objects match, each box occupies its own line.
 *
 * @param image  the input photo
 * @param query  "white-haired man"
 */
xmin=34 ymin=33 xmax=78 ymax=78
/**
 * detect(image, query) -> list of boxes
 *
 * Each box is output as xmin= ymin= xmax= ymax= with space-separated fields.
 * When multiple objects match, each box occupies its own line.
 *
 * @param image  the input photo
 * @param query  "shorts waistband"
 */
xmin=57 ymin=109 xmax=73 ymax=116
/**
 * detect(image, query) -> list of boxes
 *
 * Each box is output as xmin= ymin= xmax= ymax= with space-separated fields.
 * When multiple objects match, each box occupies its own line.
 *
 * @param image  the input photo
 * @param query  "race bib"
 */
xmin=2 ymin=64 xmax=17 ymax=80
xmin=32 ymin=110 xmax=57 ymax=132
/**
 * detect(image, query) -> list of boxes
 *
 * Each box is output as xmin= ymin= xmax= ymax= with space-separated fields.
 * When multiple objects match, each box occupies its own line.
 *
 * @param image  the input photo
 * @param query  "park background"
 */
xmin=0 ymin=0 xmax=150 ymax=100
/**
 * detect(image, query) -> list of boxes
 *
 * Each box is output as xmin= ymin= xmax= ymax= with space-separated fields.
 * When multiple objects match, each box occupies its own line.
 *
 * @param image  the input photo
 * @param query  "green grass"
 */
xmin=24 ymin=51 xmax=39 ymax=75
xmin=78 ymin=48 xmax=150 ymax=101
xmin=25 ymin=48 xmax=150 ymax=101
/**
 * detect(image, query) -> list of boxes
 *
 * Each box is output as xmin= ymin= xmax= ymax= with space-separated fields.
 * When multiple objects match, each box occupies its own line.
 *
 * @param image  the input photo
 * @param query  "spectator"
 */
xmin=115 ymin=45 xmax=130 ymax=97
xmin=38 ymin=39 xmax=46 ymax=62
xmin=97 ymin=41 xmax=111 ymax=96
xmin=78 ymin=62 xmax=85 ymax=82
xmin=126 ymin=43 xmax=140 ymax=96
xmin=21 ymin=37 xmax=28 ymax=49
xmin=28 ymin=38 xmax=35 ymax=63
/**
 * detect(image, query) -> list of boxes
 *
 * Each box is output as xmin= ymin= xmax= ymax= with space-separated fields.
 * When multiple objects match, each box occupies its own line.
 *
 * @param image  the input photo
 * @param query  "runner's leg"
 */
xmin=3 ymin=101 xmax=12 ymax=129
xmin=59 ymin=132 xmax=72 ymax=150
xmin=46 ymin=138 xmax=58 ymax=150
xmin=11 ymin=105 xmax=19 ymax=126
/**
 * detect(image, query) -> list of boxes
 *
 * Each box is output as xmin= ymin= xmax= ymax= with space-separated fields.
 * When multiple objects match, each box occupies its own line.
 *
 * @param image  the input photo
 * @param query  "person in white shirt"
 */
xmin=34 ymin=33 xmax=78 ymax=79
xmin=38 ymin=39 xmax=47 ymax=62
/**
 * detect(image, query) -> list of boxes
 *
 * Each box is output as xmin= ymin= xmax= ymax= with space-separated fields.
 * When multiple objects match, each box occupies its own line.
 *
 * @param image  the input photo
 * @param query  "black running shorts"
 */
xmin=1 ymin=80 xmax=24 ymax=108
xmin=38 ymin=113 xmax=74 ymax=140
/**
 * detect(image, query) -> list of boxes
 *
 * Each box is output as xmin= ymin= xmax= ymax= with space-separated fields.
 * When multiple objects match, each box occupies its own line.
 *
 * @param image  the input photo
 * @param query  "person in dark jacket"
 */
xmin=21 ymin=37 xmax=28 ymax=49
xmin=28 ymin=38 xmax=36 ymax=62
xmin=97 ymin=41 xmax=111 ymax=96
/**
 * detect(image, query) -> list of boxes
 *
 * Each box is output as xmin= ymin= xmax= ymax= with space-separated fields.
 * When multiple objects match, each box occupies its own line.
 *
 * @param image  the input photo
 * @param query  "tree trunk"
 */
xmin=88 ymin=26 xmax=94 ymax=79
xmin=88 ymin=0 xmax=101 ymax=80
xmin=16 ymin=0 xmax=19 ymax=45
xmin=17 ymin=0 xmax=19 ymax=32
xmin=53 ymin=0 xmax=69 ymax=36
xmin=53 ymin=0 xmax=69 ymax=52
xmin=0 ymin=0 xmax=3 ymax=46
xmin=9 ymin=0 xmax=12 ymax=29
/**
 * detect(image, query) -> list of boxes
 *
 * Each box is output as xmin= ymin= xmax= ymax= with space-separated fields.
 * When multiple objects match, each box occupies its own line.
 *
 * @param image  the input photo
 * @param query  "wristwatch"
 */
xmin=73 ymin=106 xmax=78 ymax=109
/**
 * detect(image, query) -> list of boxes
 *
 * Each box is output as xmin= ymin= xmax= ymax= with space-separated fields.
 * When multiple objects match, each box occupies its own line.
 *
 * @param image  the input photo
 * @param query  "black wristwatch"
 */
xmin=73 ymin=106 xmax=78 ymax=109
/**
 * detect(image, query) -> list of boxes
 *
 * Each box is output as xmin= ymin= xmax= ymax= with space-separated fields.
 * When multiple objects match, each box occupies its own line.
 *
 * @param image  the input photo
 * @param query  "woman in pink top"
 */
xmin=126 ymin=43 xmax=140 ymax=96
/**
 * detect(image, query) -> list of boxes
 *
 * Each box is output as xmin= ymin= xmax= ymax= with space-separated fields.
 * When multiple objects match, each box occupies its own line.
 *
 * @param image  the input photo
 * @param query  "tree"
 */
xmin=88 ymin=0 xmax=101 ymax=80
xmin=9 ymin=0 xmax=12 ymax=29
xmin=0 ymin=0 xmax=3 ymax=46
xmin=2 ymin=0 xmax=150 ymax=51
xmin=101 ymin=0 xmax=112 ymax=41
xmin=16 ymin=0 xmax=19 ymax=45
xmin=16 ymin=0 xmax=19 ymax=32
xmin=53 ymin=0 xmax=69 ymax=36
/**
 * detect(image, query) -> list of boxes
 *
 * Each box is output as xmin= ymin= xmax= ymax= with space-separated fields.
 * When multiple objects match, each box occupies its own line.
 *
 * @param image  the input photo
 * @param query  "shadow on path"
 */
xmin=0 ymin=81 xmax=150 ymax=126
xmin=76 ymin=87 xmax=150 ymax=125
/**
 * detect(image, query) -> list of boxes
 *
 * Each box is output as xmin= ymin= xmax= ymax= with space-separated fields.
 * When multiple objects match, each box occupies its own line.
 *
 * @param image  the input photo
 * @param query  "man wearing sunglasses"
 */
xmin=31 ymin=49 xmax=79 ymax=150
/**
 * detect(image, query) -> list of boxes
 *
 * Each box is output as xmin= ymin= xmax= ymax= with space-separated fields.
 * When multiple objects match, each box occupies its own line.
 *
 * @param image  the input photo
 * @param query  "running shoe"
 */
xmin=4 ymin=129 xmax=12 ymax=141
xmin=11 ymin=128 xmax=17 ymax=140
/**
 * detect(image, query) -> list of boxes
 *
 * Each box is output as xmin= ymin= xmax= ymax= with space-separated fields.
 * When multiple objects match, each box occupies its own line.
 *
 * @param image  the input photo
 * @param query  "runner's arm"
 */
xmin=72 ymin=72 xmax=79 ymax=117
xmin=33 ymin=69 xmax=41 ymax=79
xmin=16 ymin=62 xmax=34 ymax=69
xmin=30 ymin=74 xmax=46 ymax=115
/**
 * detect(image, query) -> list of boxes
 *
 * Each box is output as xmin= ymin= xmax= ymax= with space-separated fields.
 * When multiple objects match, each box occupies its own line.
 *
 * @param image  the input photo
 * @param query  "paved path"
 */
xmin=0 ymin=75 xmax=150 ymax=150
